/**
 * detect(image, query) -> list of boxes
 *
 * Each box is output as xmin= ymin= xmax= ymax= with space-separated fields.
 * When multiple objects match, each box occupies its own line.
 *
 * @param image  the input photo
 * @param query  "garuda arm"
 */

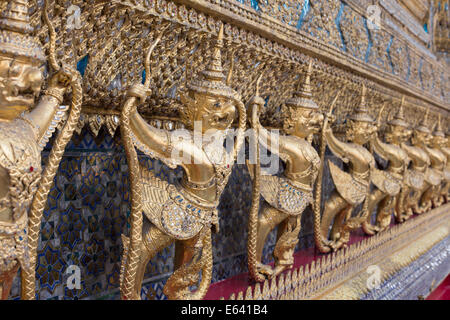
xmin=126 ymin=86 xmax=173 ymax=163
xmin=371 ymin=134 xmax=390 ymax=161
xmin=246 ymin=120 xmax=287 ymax=176
xmin=127 ymin=92 xmax=208 ymax=169
xmin=324 ymin=127 xmax=350 ymax=164
xmin=371 ymin=134 xmax=411 ymax=164
xmin=257 ymin=123 xmax=284 ymax=159
xmin=22 ymin=69 xmax=74 ymax=148
xmin=23 ymin=67 xmax=83 ymax=301
xmin=402 ymin=143 xmax=430 ymax=168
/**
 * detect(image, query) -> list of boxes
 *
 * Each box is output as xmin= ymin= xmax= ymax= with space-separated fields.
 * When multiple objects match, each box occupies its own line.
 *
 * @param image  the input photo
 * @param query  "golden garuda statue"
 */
xmin=246 ymin=62 xmax=323 ymax=281
xmin=442 ymin=131 xmax=450 ymax=204
xmin=426 ymin=115 xmax=447 ymax=208
xmin=318 ymin=85 xmax=377 ymax=252
xmin=119 ymin=25 xmax=246 ymax=300
xmin=402 ymin=109 xmax=432 ymax=216
xmin=0 ymin=0 xmax=82 ymax=300
xmin=362 ymin=98 xmax=408 ymax=234
xmin=413 ymin=109 xmax=444 ymax=214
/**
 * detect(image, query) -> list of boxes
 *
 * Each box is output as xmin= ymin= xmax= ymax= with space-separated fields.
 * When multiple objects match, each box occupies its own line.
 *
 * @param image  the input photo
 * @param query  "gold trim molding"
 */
xmin=220 ymin=204 xmax=450 ymax=300
xmin=27 ymin=0 xmax=449 ymax=121
xmin=170 ymin=0 xmax=448 ymax=111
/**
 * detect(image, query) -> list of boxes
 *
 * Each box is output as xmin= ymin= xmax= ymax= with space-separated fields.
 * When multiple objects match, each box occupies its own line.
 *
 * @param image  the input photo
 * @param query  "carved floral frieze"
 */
xmin=24 ymin=0 xmax=448 ymax=135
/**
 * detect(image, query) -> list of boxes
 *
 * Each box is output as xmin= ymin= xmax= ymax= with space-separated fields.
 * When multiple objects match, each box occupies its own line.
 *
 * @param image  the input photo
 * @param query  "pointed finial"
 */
xmin=350 ymin=83 xmax=374 ymax=123
xmin=298 ymin=61 xmax=313 ymax=99
xmin=202 ymin=23 xmax=224 ymax=80
xmin=376 ymin=102 xmax=386 ymax=128
xmin=437 ymin=114 xmax=442 ymax=131
xmin=186 ymin=22 xmax=240 ymax=103
xmin=218 ymin=23 xmax=224 ymax=43
xmin=398 ymin=97 xmax=405 ymax=119
xmin=359 ymin=84 xmax=367 ymax=112
xmin=431 ymin=120 xmax=437 ymax=133
xmin=416 ymin=106 xmax=431 ymax=133
xmin=0 ymin=0 xmax=32 ymax=34
xmin=285 ymin=60 xmax=318 ymax=109
xmin=433 ymin=114 xmax=445 ymax=137
xmin=304 ymin=60 xmax=313 ymax=89
xmin=0 ymin=0 xmax=45 ymax=63
xmin=421 ymin=107 xmax=430 ymax=128
xmin=361 ymin=84 xmax=367 ymax=104
xmin=388 ymin=96 xmax=408 ymax=127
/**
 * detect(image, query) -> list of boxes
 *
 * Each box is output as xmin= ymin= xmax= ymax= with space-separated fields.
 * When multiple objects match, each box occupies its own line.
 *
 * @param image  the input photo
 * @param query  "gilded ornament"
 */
xmin=247 ymin=62 xmax=323 ymax=281
xmin=119 ymin=24 xmax=246 ymax=300
xmin=0 ymin=0 xmax=82 ymax=300
xmin=403 ymin=107 xmax=433 ymax=215
xmin=318 ymin=85 xmax=377 ymax=252
xmin=362 ymin=98 xmax=411 ymax=234
xmin=425 ymin=115 xmax=447 ymax=208
xmin=442 ymin=131 xmax=450 ymax=203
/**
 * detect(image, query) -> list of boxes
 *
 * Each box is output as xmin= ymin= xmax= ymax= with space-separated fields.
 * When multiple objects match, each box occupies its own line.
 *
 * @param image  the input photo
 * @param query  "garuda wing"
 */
xmin=248 ymin=168 xmax=311 ymax=215
xmin=328 ymin=160 xmax=367 ymax=205
xmin=425 ymin=167 xmax=442 ymax=186
xmin=140 ymin=167 xmax=206 ymax=240
xmin=404 ymin=169 xmax=425 ymax=191
xmin=444 ymin=168 xmax=450 ymax=182
xmin=371 ymin=168 xmax=401 ymax=196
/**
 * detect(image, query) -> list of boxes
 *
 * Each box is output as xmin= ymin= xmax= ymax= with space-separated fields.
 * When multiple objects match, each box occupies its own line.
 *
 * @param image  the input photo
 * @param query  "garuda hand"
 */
xmin=48 ymin=64 xmax=78 ymax=91
xmin=126 ymin=83 xmax=152 ymax=104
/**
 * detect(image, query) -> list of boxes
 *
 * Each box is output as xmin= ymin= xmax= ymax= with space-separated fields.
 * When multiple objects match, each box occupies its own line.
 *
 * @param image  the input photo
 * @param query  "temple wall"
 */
xmin=5 ymin=0 xmax=449 ymax=300
xmin=8 ymin=130 xmax=338 ymax=300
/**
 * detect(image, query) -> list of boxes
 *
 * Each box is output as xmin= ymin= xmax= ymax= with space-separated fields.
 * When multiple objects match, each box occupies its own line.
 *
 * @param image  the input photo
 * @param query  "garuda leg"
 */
xmin=375 ymin=195 xmax=395 ymax=232
xmin=273 ymin=215 xmax=302 ymax=278
xmin=362 ymin=188 xmax=386 ymax=235
xmin=254 ymin=202 xmax=289 ymax=278
xmin=321 ymin=190 xmax=352 ymax=251
xmin=412 ymin=182 xmax=430 ymax=214
xmin=164 ymin=226 xmax=212 ymax=300
xmin=395 ymin=185 xmax=410 ymax=222
xmin=128 ymin=218 xmax=174 ymax=299
xmin=432 ymin=184 xmax=445 ymax=207
xmin=442 ymin=181 xmax=450 ymax=204
xmin=419 ymin=184 xmax=434 ymax=213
